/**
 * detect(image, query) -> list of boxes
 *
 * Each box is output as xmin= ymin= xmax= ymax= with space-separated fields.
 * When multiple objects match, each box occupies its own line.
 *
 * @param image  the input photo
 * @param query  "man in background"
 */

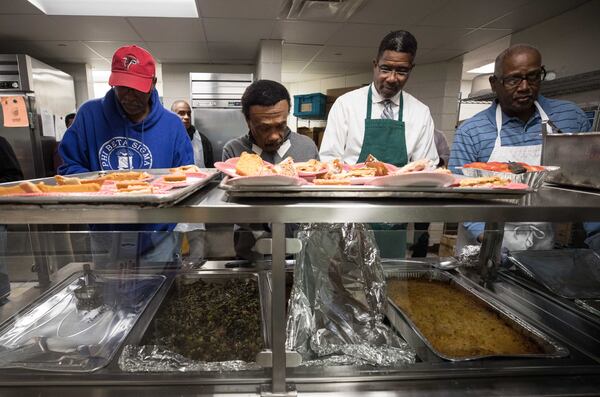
xmin=171 ymin=100 xmax=214 ymax=168
xmin=0 ymin=137 xmax=24 ymax=300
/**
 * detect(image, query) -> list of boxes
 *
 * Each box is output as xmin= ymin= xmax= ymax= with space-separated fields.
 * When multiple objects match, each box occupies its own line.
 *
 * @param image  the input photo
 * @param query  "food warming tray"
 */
xmin=219 ymin=176 xmax=531 ymax=200
xmin=130 ymin=270 xmax=270 ymax=364
xmin=0 ymin=169 xmax=219 ymax=206
xmin=384 ymin=269 xmax=569 ymax=362
xmin=0 ymin=271 xmax=166 ymax=372
xmin=508 ymin=249 xmax=600 ymax=299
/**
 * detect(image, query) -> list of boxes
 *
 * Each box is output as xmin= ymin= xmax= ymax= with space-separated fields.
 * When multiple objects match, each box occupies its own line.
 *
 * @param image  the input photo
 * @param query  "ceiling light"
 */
xmin=467 ymin=62 xmax=495 ymax=74
xmin=27 ymin=0 xmax=198 ymax=18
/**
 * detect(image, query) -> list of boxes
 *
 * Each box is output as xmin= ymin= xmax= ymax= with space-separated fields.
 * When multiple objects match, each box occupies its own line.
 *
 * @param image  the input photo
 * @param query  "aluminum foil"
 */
xmin=458 ymin=244 xmax=480 ymax=268
xmin=118 ymin=345 xmax=261 ymax=372
xmin=285 ymin=223 xmax=415 ymax=365
xmin=299 ymin=343 xmax=414 ymax=367
xmin=460 ymin=166 xmax=559 ymax=191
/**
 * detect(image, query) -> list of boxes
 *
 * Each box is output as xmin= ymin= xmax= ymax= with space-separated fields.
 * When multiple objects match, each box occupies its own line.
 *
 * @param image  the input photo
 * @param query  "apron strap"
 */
xmin=366 ymin=85 xmax=404 ymax=121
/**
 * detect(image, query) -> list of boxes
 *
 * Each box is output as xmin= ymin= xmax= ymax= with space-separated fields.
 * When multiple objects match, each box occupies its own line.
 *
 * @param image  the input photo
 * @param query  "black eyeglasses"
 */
xmin=377 ymin=64 xmax=412 ymax=78
xmin=497 ymin=66 xmax=547 ymax=89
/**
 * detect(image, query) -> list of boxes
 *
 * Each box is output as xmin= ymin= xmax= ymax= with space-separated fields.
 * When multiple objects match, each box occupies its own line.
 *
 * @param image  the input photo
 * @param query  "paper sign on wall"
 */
xmin=1 ymin=96 xmax=29 ymax=127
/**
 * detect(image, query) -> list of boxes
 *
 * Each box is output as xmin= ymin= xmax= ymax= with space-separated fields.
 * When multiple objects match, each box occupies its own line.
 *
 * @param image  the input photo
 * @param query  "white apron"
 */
xmin=457 ymin=101 xmax=554 ymax=252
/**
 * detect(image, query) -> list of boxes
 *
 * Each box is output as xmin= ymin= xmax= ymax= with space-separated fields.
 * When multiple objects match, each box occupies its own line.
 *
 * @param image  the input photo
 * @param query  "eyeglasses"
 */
xmin=497 ymin=66 xmax=547 ymax=89
xmin=377 ymin=64 xmax=412 ymax=78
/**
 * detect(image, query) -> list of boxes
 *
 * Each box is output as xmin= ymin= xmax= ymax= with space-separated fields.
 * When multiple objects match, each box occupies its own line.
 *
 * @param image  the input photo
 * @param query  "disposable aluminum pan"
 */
xmin=384 ymin=269 xmax=569 ymax=361
xmin=460 ymin=166 xmax=559 ymax=191
xmin=135 ymin=270 xmax=270 ymax=364
xmin=0 ymin=271 xmax=166 ymax=372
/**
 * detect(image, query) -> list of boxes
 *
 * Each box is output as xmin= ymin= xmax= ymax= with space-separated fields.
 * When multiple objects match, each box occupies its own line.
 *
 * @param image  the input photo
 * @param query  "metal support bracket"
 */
xmin=478 ymin=222 xmax=504 ymax=288
xmin=260 ymin=384 xmax=297 ymax=397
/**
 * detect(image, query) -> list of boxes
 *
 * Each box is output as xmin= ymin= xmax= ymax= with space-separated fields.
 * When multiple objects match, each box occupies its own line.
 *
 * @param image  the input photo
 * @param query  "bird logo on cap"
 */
xmin=122 ymin=55 xmax=138 ymax=70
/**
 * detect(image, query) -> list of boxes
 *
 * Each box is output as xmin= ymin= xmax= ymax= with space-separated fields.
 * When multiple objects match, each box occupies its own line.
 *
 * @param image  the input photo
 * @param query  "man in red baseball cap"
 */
xmin=58 ymin=44 xmax=194 ymax=268
xmin=108 ymin=45 xmax=158 ymax=123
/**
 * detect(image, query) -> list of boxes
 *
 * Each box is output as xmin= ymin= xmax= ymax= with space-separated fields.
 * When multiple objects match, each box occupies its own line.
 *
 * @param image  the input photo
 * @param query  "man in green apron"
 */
xmin=320 ymin=30 xmax=439 ymax=258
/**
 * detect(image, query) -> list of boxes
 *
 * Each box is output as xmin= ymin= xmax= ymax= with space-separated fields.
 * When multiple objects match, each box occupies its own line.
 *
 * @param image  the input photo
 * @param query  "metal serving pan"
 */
xmin=0 ymin=168 xmax=218 ymax=206
xmin=131 ymin=270 xmax=270 ymax=364
xmin=219 ymin=176 xmax=530 ymax=200
xmin=542 ymin=131 xmax=600 ymax=190
xmin=508 ymin=249 xmax=600 ymax=300
xmin=384 ymin=269 xmax=569 ymax=361
xmin=0 ymin=270 xmax=166 ymax=372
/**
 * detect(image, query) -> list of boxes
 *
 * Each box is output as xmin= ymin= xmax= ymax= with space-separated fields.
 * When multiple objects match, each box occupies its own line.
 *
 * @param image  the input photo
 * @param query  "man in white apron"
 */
xmin=449 ymin=44 xmax=592 ymax=253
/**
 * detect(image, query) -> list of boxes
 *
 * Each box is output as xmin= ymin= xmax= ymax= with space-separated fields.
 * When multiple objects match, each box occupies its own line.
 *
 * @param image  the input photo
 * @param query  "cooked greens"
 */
xmin=142 ymin=277 xmax=263 ymax=362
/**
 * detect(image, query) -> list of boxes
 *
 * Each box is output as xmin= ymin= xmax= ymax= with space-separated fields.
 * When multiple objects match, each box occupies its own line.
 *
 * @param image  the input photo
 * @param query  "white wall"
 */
xmin=51 ymin=63 xmax=93 ymax=109
xmin=162 ymin=63 xmax=255 ymax=109
xmin=404 ymin=60 xmax=462 ymax=144
xmin=511 ymin=1 xmax=600 ymax=79
xmin=285 ymin=70 xmax=371 ymax=129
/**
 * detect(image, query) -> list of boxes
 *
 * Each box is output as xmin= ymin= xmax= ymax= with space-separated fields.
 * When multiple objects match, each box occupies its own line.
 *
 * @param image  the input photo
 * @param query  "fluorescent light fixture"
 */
xmin=27 ymin=0 xmax=198 ymax=18
xmin=467 ymin=62 xmax=494 ymax=74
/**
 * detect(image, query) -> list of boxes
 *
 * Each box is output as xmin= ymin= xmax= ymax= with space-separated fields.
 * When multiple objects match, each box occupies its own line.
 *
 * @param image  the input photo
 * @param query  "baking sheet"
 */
xmin=384 ymin=269 xmax=569 ymax=361
xmin=134 ymin=270 xmax=270 ymax=364
xmin=219 ymin=176 xmax=531 ymax=200
xmin=508 ymin=249 xmax=600 ymax=299
xmin=0 ymin=169 xmax=219 ymax=206
xmin=0 ymin=271 xmax=165 ymax=372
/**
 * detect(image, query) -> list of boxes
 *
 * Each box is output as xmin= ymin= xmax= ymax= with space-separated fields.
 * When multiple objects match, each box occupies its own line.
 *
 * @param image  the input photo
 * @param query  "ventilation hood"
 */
xmin=279 ymin=0 xmax=367 ymax=21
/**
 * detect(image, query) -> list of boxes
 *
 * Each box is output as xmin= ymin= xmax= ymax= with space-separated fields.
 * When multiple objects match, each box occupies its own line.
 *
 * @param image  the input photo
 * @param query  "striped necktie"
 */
xmin=382 ymin=99 xmax=394 ymax=120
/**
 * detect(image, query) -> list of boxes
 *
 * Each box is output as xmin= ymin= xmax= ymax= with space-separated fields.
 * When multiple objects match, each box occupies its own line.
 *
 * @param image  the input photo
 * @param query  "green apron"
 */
xmin=358 ymin=87 xmax=408 ymax=258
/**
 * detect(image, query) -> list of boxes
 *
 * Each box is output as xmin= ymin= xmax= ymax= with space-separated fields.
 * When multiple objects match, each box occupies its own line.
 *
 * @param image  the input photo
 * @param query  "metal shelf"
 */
xmin=462 ymin=69 xmax=600 ymax=104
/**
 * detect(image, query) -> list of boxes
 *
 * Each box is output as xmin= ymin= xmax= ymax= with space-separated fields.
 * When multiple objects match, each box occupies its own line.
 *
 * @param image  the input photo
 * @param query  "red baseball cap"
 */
xmin=109 ymin=45 xmax=156 ymax=93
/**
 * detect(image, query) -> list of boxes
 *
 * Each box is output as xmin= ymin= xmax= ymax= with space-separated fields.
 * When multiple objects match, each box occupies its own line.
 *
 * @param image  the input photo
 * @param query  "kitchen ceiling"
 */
xmin=0 ymin=0 xmax=589 ymax=83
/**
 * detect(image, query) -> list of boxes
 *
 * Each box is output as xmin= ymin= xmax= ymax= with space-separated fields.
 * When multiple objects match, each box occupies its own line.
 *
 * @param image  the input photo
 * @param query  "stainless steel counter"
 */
xmin=0 ymin=182 xmax=599 ymax=396
xmin=1 ymin=183 xmax=600 ymax=224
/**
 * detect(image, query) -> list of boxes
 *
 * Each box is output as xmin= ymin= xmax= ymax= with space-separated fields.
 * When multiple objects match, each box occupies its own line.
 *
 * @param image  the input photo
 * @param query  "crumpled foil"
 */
xmin=458 ymin=244 xmax=481 ymax=268
xmin=299 ymin=343 xmax=414 ymax=367
xmin=118 ymin=345 xmax=261 ymax=372
xmin=285 ymin=223 xmax=415 ymax=366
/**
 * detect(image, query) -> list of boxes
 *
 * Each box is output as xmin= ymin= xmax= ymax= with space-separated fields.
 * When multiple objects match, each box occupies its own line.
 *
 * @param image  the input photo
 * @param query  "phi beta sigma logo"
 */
xmin=99 ymin=137 xmax=152 ymax=170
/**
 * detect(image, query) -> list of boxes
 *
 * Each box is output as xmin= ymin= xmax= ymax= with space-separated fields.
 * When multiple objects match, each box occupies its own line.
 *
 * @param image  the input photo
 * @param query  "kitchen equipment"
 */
xmin=190 ymin=73 xmax=253 ymax=163
xmin=0 ymin=54 xmax=76 ymax=179
xmin=542 ymin=131 xmax=600 ymax=190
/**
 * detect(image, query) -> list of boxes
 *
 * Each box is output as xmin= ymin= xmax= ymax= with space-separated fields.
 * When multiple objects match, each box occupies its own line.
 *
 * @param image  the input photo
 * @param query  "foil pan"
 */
xmin=460 ymin=166 xmax=559 ymax=191
xmin=0 ymin=272 xmax=165 ymax=372
xmin=124 ymin=270 xmax=269 ymax=371
xmin=508 ymin=249 xmax=600 ymax=299
xmin=385 ymin=269 xmax=569 ymax=361
xmin=118 ymin=345 xmax=261 ymax=372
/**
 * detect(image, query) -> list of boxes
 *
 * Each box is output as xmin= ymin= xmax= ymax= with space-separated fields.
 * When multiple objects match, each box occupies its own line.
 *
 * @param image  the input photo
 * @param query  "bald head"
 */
xmin=171 ymin=100 xmax=192 ymax=129
xmin=494 ymin=44 xmax=541 ymax=77
xmin=490 ymin=44 xmax=544 ymax=122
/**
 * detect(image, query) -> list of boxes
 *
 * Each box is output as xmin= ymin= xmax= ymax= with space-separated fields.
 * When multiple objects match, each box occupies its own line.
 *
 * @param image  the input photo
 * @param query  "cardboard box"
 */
xmin=438 ymin=234 xmax=457 ymax=257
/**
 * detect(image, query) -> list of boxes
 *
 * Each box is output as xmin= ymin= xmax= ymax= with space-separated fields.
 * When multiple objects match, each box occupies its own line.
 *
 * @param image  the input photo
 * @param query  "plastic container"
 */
xmin=293 ymin=93 xmax=326 ymax=119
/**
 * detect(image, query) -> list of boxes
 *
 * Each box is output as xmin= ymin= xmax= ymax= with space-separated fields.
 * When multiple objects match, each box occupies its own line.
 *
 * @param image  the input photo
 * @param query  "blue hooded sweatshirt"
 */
xmin=58 ymin=88 xmax=193 ymax=253
xmin=59 ymin=88 xmax=193 ymax=174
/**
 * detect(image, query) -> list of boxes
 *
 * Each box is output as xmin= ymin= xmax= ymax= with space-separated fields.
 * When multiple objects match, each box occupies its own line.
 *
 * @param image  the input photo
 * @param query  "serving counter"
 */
xmin=0 ymin=181 xmax=599 ymax=396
